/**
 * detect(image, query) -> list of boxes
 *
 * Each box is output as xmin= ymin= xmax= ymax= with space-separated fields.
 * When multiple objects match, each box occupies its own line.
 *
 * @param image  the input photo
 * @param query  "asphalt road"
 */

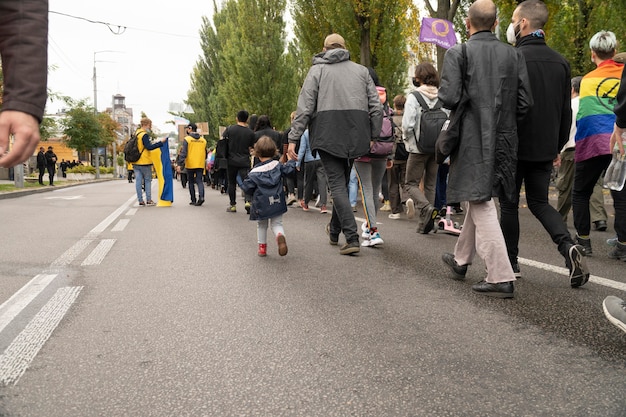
xmin=0 ymin=180 xmax=624 ymax=416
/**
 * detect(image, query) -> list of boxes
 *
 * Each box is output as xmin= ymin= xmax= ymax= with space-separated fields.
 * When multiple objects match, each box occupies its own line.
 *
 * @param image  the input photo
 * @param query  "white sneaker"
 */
xmin=388 ymin=213 xmax=401 ymax=220
xmin=361 ymin=222 xmax=370 ymax=238
xmin=362 ymin=232 xmax=384 ymax=247
xmin=406 ymin=198 xmax=415 ymax=219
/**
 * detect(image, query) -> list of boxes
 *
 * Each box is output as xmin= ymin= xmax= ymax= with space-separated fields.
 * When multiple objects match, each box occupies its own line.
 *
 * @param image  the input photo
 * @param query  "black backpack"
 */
xmin=124 ymin=132 xmax=143 ymax=163
xmin=411 ymin=92 xmax=448 ymax=154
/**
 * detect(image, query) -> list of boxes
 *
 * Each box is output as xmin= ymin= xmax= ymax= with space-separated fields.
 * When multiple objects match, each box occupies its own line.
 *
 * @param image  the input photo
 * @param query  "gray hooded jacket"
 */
xmin=288 ymin=48 xmax=382 ymax=159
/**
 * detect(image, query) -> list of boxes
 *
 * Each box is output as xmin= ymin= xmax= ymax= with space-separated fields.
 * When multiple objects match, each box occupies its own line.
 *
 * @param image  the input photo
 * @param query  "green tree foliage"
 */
xmin=61 ymin=99 xmax=118 ymax=153
xmin=187 ymin=0 xmax=297 ymax=137
xmin=39 ymin=116 xmax=57 ymax=141
xmin=290 ymin=0 xmax=410 ymax=96
xmin=497 ymin=0 xmax=625 ymax=77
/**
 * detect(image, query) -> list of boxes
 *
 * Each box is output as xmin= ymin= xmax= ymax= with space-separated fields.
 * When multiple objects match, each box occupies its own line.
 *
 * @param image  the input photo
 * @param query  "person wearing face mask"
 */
xmin=498 ymin=0 xmax=590 ymax=288
xmin=132 ymin=117 xmax=167 ymax=206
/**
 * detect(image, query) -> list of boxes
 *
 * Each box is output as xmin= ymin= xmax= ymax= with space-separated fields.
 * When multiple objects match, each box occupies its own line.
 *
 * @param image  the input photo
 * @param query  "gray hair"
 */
xmin=589 ymin=31 xmax=617 ymax=54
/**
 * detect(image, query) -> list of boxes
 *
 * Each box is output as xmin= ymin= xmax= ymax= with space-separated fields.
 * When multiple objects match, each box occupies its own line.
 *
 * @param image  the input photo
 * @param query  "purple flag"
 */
xmin=419 ymin=18 xmax=457 ymax=50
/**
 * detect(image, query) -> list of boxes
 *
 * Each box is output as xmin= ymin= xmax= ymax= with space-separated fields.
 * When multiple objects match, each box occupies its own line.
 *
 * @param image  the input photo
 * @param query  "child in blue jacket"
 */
xmin=241 ymin=136 xmax=296 ymax=257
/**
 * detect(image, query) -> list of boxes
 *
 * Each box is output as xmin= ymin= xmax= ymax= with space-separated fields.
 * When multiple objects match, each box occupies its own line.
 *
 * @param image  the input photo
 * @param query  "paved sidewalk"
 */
xmin=0 ymin=178 xmax=116 ymax=200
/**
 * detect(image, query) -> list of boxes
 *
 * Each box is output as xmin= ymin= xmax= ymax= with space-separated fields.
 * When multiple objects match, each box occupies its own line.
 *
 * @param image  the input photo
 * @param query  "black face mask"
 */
xmin=412 ymin=78 xmax=421 ymax=87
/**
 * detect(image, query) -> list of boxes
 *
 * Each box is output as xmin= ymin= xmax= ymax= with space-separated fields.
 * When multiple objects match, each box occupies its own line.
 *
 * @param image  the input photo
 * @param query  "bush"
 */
xmin=67 ymin=165 xmax=96 ymax=174
xmin=99 ymin=167 xmax=114 ymax=174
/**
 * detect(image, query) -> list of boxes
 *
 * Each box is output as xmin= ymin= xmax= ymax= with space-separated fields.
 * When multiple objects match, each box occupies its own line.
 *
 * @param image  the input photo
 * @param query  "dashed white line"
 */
xmin=111 ymin=218 xmax=130 ymax=232
xmin=81 ymin=239 xmax=116 ymax=266
xmin=0 ymin=274 xmax=57 ymax=335
xmin=0 ymin=286 xmax=83 ymax=386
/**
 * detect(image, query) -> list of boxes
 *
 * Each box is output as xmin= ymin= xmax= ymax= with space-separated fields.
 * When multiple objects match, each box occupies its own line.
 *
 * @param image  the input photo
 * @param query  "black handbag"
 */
xmin=435 ymin=43 xmax=468 ymax=164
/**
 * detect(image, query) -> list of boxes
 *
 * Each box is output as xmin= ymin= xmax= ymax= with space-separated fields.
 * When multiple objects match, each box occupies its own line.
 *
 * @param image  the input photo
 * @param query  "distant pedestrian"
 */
xmin=132 ymin=117 xmax=167 ymax=206
xmin=288 ymin=33 xmax=382 ymax=255
xmin=36 ymin=146 xmax=46 ymax=185
xmin=44 ymin=146 xmax=57 ymax=186
xmin=177 ymin=123 xmax=207 ymax=206
xmin=225 ymin=110 xmax=256 ymax=213
xmin=241 ymin=136 xmax=296 ymax=257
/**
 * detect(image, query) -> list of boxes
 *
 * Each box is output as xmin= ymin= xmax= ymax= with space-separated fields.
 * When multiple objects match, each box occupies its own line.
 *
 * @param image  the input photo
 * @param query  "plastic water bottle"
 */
xmin=604 ymin=150 xmax=626 ymax=191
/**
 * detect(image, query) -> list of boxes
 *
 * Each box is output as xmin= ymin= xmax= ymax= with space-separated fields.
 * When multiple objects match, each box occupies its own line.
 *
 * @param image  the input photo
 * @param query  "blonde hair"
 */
xmin=254 ymin=136 xmax=278 ymax=159
xmin=140 ymin=117 xmax=152 ymax=127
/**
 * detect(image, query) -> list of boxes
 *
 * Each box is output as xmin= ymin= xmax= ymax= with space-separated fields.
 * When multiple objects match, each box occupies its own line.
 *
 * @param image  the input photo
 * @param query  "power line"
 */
xmin=50 ymin=10 xmax=200 ymax=39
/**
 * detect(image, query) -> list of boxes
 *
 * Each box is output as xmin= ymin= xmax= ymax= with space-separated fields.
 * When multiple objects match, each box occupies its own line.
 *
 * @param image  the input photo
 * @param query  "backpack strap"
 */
xmin=411 ymin=91 xmax=441 ymax=110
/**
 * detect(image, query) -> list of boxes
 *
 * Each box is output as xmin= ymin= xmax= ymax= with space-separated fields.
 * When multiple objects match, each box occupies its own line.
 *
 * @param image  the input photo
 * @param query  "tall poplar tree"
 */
xmin=291 ymin=0 xmax=411 ymax=96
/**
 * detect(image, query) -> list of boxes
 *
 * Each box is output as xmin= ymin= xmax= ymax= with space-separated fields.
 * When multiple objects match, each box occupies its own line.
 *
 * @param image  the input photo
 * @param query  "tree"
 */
xmin=187 ymin=0 xmax=298 ymax=137
xmin=61 ymin=99 xmax=117 ymax=154
xmin=291 ymin=0 xmax=411 ymax=96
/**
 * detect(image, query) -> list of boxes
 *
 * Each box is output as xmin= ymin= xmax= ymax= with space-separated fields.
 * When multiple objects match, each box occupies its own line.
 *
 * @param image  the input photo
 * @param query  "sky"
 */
xmin=47 ymin=1 xmax=216 ymax=135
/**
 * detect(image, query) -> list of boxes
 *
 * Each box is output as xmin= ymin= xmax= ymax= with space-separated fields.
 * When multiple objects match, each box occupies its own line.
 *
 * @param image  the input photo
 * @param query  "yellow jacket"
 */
xmin=133 ymin=128 xmax=164 ymax=165
xmin=182 ymin=134 xmax=207 ymax=170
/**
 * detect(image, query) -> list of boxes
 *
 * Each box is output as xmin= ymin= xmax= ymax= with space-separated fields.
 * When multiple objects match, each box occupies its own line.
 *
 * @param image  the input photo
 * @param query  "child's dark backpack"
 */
xmin=124 ymin=132 xmax=143 ymax=163
xmin=411 ymin=92 xmax=448 ymax=154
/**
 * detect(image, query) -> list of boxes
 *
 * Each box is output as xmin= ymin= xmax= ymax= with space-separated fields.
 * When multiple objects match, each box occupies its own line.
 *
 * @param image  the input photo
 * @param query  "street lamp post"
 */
xmin=93 ymin=50 xmax=121 ymax=179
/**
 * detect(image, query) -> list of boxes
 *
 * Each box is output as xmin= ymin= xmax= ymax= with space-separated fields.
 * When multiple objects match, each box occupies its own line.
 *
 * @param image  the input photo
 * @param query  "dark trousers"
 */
xmin=500 ymin=160 xmax=573 ymax=264
xmin=303 ymin=159 xmax=328 ymax=205
xmin=572 ymin=154 xmax=612 ymax=236
xmin=611 ymin=187 xmax=626 ymax=242
xmin=318 ymin=150 xmax=358 ymax=244
xmin=388 ymin=160 xmax=407 ymax=214
xmin=47 ymin=165 xmax=55 ymax=185
xmin=187 ymin=168 xmax=205 ymax=202
xmin=227 ymin=165 xmax=250 ymax=206
xmin=38 ymin=166 xmax=45 ymax=184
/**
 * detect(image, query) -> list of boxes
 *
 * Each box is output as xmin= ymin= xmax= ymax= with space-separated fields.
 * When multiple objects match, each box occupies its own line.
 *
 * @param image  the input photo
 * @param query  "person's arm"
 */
xmin=288 ymin=67 xmax=318 ymax=159
xmin=176 ymin=139 xmax=188 ymax=169
xmin=296 ymin=131 xmax=309 ymax=167
xmin=142 ymin=134 xmax=166 ymax=151
xmin=0 ymin=0 xmax=49 ymax=168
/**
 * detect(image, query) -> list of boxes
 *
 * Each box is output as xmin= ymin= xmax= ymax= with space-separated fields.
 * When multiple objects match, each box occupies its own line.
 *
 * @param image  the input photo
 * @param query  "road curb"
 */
xmin=0 ymin=179 xmax=116 ymax=200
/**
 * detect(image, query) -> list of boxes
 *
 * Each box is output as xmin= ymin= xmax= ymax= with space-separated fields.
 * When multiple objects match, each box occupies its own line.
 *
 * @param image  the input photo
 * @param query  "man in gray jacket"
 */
xmin=438 ymin=0 xmax=532 ymax=298
xmin=288 ymin=33 xmax=382 ymax=255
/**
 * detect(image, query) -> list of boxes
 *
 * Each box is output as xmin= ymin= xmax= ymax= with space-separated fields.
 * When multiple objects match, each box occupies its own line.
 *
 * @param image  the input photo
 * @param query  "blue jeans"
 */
xmin=319 ymin=151 xmax=358 ymax=243
xmin=133 ymin=164 xmax=153 ymax=202
xmin=349 ymin=166 xmax=358 ymax=207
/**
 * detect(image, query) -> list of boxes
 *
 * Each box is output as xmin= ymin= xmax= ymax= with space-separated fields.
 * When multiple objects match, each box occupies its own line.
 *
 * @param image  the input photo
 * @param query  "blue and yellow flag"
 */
xmin=149 ymin=138 xmax=174 ymax=206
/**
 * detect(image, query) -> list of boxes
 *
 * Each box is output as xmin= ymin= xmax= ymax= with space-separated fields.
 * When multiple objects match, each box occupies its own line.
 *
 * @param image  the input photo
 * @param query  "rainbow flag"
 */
xmin=575 ymin=61 xmax=624 ymax=162
xmin=149 ymin=138 xmax=174 ymax=206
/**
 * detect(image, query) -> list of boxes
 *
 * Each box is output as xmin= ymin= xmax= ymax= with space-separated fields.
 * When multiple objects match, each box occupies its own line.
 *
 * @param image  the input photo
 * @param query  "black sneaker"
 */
xmin=594 ymin=220 xmax=608 ymax=231
xmin=325 ymin=223 xmax=338 ymax=246
xmin=195 ymin=199 xmax=205 ymax=206
xmin=471 ymin=280 xmax=514 ymax=298
xmin=442 ymin=252 xmax=467 ymax=280
xmin=418 ymin=205 xmax=438 ymax=234
xmin=566 ymin=244 xmax=590 ymax=288
xmin=339 ymin=241 xmax=360 ymax=255
xmin=608 ymin=242 xmax=626 ymax=261
xmin=576 ymin=235 xmax=592 ymax=255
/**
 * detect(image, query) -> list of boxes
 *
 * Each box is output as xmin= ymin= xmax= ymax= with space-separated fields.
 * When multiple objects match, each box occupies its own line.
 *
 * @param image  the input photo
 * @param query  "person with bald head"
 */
xmin=438 ymin=0 xmax=532 ymax=298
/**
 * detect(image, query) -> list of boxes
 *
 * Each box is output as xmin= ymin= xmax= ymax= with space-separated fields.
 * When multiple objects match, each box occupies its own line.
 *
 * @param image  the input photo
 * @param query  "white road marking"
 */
xmin=0 ymin=274 xmax=57 ymax=335
xmin=111 ymin=219 xmax=130 ymax=232
xmin=512 ymin=258 xmax=626 ymax=292
xmin=126 ymin=208 xmax=138 ymax=216
xmin=51 ymin=239 xmax=94 ymax=267
xmin=81 ymin=239 xmax=116 ymax=266
xmin=0 ymin=286 xmax=82 ymax=386
xmin=44 ymin=195 xmax=84 ymax=200
xmin=87 ymin=194 xmax=137 ymax=236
